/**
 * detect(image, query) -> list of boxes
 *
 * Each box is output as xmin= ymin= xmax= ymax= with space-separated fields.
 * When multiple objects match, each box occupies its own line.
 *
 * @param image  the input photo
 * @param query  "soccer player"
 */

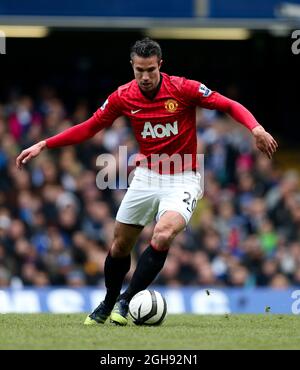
xmin=16 ymin=38 xmax=278 ymax=326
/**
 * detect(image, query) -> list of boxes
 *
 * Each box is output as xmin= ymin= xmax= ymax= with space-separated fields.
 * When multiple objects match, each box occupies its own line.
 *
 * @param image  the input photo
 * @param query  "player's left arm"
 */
xmin=212 ymin=93 xmax=278 ymax=159
xmin=182 ymin=79 xmax=278 ymax=159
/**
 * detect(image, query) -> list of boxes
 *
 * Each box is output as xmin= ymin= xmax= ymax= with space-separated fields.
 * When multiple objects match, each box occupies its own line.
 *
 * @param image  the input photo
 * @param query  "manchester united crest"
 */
xmin=165 ymin=99 xmax=178 ymax=113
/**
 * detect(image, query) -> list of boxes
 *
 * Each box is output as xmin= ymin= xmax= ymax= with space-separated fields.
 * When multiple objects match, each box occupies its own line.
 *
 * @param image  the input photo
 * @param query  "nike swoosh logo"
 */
xmin=131 ymin=109 xmax=142 ymax=114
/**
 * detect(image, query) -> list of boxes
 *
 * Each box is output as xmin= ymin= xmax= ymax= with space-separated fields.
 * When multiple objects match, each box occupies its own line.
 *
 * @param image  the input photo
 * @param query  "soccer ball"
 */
xmin=129 ymin=289 xmax=167 ymax=326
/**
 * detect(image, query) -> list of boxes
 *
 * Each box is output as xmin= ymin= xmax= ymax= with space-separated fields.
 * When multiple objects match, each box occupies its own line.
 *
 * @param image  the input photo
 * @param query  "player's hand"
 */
xmin=252 ymin=126 xmax=278 ymax=159
xmin=16 ymin=140 xmax=47 ymax=169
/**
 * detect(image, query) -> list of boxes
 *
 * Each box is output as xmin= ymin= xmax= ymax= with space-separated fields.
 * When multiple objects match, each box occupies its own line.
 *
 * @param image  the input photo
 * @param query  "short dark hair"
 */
xmin=130 ymin=38 xmax=162 ymax=61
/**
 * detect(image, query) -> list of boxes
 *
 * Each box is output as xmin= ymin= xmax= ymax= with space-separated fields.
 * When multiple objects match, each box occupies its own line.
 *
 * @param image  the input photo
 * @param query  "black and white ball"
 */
xmin=129 ymin=289 xmax=167 ymax=326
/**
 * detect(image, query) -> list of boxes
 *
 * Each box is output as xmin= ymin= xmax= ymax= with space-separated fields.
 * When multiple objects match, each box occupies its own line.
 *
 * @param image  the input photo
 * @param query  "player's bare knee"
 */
xmin=151 ymin=227 xmax=176 ymax=250
xmin=110 ymin=239 xmax=130 ymax=258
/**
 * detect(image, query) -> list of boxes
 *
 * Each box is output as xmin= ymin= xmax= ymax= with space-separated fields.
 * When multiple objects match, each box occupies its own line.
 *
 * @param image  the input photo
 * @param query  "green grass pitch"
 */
xmin=0 ymin=314 xmax=300 ymax=350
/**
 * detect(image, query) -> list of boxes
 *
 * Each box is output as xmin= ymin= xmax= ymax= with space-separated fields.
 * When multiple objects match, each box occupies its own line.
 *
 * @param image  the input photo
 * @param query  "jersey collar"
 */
xmin=138 ymin=74 xmax=163 ymax=101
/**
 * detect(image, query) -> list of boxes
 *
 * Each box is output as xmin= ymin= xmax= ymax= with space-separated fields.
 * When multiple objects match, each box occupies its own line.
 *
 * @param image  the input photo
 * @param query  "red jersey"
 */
xmin=46 ymin=73 xmax=259 ymax=173
xmin=94 ymin=73 xmax=220 ymax=172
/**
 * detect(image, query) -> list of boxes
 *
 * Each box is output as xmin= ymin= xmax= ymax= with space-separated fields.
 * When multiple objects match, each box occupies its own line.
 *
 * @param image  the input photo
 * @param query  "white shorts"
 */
xmin=116 ymin=167 xmax=202 ymax=227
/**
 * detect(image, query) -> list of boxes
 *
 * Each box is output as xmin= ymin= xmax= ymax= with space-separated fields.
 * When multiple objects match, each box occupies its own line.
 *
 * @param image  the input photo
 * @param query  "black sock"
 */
xmin=119 ymin=245 xmax=168 ymax=302
xmin=103 ymin=252 xmax=131 ymax=310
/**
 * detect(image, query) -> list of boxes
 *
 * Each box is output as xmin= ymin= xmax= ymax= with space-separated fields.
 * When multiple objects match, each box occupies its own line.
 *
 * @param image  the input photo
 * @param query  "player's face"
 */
xmin=131 ymin=56 xmax=162 ymax=92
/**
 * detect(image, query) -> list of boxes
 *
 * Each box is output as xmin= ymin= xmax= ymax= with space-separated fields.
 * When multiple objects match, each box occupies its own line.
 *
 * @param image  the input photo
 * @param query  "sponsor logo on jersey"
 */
xmin=165 ymin=99 xmax=178 ymax=113
xmin=199 ymin=83 xmax=212 ymax=97
xmin=100 ymin=99 xmax=109 ymax=111
xmin=141 ymin=121 xmax=178 ymax=139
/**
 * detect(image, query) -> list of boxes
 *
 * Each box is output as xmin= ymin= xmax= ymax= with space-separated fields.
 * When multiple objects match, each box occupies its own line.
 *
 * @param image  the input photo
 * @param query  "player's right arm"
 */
xmin=16 ymin=91 xmax=122 ymax=169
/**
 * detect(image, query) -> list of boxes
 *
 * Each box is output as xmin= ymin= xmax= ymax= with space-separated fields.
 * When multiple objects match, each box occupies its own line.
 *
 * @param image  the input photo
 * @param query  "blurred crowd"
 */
xmin=0 ymin=87 xmax=300 ymax=290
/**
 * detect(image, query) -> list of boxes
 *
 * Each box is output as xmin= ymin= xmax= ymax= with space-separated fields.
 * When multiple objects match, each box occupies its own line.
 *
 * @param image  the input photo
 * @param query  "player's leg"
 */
xmin=85 ymin=169 xmax=160 ymax=325
xmin=119 ymin=172 xmax=200 ymax=304
xmin=84 ymin=221 xmax=143 ymax=325
xmin=111 ymin=211 xmax=185 ymax=325
xmin=104 ymin=221 xmax=144 ymax=306
xmin=119 ymin=210 xmax=185 ymax=304
xmin=112 ymin=172 xmax=201 ymax=325
xmin=109 ymin=202 xmax=163 ymax=325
